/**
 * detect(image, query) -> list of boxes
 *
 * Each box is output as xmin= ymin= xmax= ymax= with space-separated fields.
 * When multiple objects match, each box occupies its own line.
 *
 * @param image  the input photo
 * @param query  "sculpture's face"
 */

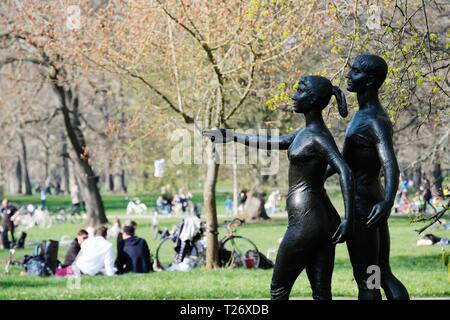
xmin=346 ymin=59 xmax=368 ymax=93
xmin=292 ymin=78 xmax=314 ymax=113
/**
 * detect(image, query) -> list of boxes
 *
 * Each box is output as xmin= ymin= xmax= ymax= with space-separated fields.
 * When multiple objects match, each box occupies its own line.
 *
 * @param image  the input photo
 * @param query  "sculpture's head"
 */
xmin=292 ymin=75 xmax=348 ymax=117
xmin=346 ymin=54 xmax=388 ymax=93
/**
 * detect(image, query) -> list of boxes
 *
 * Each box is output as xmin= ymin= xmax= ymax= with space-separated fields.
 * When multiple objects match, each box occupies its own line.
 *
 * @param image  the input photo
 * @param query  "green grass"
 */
xmin=0 ymin=193 xmax=449 ymax=299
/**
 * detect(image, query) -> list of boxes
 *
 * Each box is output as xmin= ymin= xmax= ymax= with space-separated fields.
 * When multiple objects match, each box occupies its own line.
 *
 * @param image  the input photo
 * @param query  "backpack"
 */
xmin=42 ymin=240 xmax=59 ymax=274
xmin=256 ymin=252 xmax=274 ymax=269
xmin=23 ymin=255 xmax=52 ymax=276
xmin=23 ymin=240 xmax=59 ymax=276
xmin=244 ymin=250 xmax=274 ymax=269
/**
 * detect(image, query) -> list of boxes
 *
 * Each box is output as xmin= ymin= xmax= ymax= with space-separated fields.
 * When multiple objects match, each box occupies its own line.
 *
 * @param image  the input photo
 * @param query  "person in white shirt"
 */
xmin=73 ymin=226 xmax=116 ymax=276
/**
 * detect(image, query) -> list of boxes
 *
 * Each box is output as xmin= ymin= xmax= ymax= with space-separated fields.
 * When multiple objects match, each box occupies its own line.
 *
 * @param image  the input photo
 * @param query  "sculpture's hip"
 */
xmin=285 ymin=188 xmax=340 ymax=239
xmin=353 ymin=175 xmax=385 ymax=219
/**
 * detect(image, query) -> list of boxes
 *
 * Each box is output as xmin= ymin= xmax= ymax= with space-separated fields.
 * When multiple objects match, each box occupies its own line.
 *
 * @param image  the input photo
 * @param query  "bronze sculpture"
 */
xmin=326 ymin=54 xmax=410 ymax=300
xmin=203 ymin=76 xmax=354 ymax=300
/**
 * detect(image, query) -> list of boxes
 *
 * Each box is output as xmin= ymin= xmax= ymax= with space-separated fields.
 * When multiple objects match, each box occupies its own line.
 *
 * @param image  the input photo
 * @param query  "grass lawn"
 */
xmin=0 ymin=192 xmax=449 ymax=299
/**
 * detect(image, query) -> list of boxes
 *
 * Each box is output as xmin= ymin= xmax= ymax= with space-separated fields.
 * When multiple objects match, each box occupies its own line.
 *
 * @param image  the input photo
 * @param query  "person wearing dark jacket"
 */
xmin=116 ymin=225 xmax=152 ymax=274
xmin=63 ymin=229 xmax=88 ymax=266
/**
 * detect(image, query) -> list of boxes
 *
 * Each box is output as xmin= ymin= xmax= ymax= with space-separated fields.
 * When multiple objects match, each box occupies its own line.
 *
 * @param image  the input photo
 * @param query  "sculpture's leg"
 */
xmin=270 ymin=227 xmax=310 ymax=300
xmin=346 ymin=219 xmax=382 ymax=300
xmin=378 ymin=219 xmax=410 ymax=300
xmin=305 ymin=243 xmax=335 ymax=300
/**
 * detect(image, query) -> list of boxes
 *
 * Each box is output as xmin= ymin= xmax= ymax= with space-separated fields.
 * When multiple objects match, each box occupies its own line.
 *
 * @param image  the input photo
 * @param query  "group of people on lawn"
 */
xmin=0 ymin=197 xmax=152 ymax=276
xmin=57 ymin=220 xmax=152 ymax=277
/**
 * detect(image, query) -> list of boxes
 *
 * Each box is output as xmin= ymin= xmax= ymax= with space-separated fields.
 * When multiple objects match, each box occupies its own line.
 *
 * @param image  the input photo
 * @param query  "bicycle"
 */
xmin=218 ymin=218 xmax=260 ymax=269
xmin=154 ymin=218 xmax=261 ymax=270
xmin=4 ymin=249 xmax=23 ymax=274
xmin=154 ymin=220 xmax=206 ymax=271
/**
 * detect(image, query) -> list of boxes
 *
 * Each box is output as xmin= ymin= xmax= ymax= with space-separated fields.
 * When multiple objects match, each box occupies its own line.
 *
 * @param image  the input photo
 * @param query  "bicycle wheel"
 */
xmin=219 ymin=236 xmax=260 ymax=269
xmin=155 ymin=237 xmax=177 ymax=270
xmin=189 ymin=240 xmax=206 ymax=268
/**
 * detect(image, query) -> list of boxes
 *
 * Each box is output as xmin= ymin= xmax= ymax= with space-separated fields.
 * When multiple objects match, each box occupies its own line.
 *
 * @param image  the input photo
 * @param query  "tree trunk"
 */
xmin=15 ymin=158 xmax=22 ymax=194
xmin=19 ymin=134 xmax=32 ymax=195
xmin=54 ymin=81 xmax=107 ymax=226
xmin=432 ymin=163 xmax=443 ymax=196
xmin=232 ymin=144 xmax=238 ymax=215
xmin=413 ymin=165 xmax=422 ymax=188
xmin=0 ymin=162 xmax=4 ymax=197
xmin=71 ymin=150 xmax=106 ymax=226
xmin=120 ymin=169 xmax=127 ymax=193
xmin=67 ymin=122 xmax=106 ymax=226
xmin=204 ymin=142 xmax=220 ymax=269
xmin=108 ymin=173 xmax=114 ymax=192
xmin=106 ymin=159 xmax=114 ymax=192
xmin=407 ymin=168 xmax=414 ymax=183
xmin=113 ymin=159 xmax=127 ymax=193
xmin=253 ymin=166 xmax=263 ymax=190
xmin=44 ymin=143 xmax=50 ymax=184
xmin=61 ymin=133 xmax=70 ymax=195
xmin=142 ymin=170 xmax=149 ymax=193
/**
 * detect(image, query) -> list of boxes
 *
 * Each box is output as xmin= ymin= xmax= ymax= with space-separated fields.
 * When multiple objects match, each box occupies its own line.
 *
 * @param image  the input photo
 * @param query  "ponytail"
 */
xmin=332 ymin=85 xmax=348 ymax=118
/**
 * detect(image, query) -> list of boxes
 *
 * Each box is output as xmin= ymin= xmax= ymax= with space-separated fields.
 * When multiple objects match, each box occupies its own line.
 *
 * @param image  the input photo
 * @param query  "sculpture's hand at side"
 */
xmin=367 ymin=200 xmax=391 ymax=229
xmin=202 ymin=129 xmax=233 ymax=143
xmin=331 ymin=219 xmax=350 ymax=244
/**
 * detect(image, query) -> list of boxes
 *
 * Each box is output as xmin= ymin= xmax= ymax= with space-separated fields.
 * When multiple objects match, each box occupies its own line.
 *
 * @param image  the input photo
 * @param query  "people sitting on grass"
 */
xmin=156 ymin=186 xmax=173 ymax=214
xmin=72 ymin=226 xmax=116 ymax=276
xmin=62 ymin=229 xmax=88 ymax=267
xmin=116 ymin=225 xmax=152 ymax=274
xmin=265 ymin=190 xmax=282 ymax=215
xmin=172 ymin=188 xmax=193 ymax=215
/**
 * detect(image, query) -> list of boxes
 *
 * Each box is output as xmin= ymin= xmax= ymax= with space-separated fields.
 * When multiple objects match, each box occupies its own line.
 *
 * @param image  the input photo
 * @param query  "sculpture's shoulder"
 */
xmin=368 ymin=111 xmax=393 ymax=140
xmin=289 ymin=128 xmax=314 ymax=148
xmin=287 ymin=127 xmax=320 ymax=160
xmin=345 ymin=111 xmax=370 ymax=138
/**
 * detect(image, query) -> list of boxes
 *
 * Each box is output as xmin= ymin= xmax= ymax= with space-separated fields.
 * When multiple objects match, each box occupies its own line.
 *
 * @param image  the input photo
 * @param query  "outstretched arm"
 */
xmin=317 ymin=136 xmax=354 ymax=244
xmin=203 ymin=128 xmax=297 ymax=150
xmin=367 ymin=121 xmax=399 ymax=228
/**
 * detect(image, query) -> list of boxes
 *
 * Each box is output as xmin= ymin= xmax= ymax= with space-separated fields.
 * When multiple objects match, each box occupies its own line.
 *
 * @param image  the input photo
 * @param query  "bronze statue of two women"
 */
xmin=203 ymin=54 xmax=409 ymax=300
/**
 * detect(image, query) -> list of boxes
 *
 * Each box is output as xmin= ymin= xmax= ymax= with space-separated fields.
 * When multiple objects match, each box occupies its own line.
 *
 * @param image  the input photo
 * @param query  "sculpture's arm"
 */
xmin=367 ymin=120 xmax=400 ymax=228
xmin=233 ymin=130 xmax=297 ymax=150
xmin=316 ymin=136 xmax=354 ymax=243
xmin=203 ymin=128 xmax=297 ymax=150
xmin=324 ymin=140 xmax=347 ymax=180
xmin=324 ymin=165 xmax=337 ymax=179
